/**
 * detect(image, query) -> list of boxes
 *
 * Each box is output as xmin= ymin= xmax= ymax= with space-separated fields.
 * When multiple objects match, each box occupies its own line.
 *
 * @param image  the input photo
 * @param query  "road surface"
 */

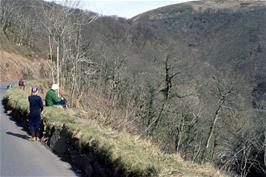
xmin=0 ymin=87 xmax=78 ymax=177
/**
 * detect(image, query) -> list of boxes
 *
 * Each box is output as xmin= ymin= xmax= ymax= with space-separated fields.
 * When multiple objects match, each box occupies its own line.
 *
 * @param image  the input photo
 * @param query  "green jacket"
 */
xmin=45 ymin=89 xmax=60 ymax=106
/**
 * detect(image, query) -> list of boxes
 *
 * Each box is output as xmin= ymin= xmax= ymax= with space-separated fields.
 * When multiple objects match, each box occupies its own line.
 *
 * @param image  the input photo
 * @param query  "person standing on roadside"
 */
xmin=28 ymin=87 xmax=43 ymax=141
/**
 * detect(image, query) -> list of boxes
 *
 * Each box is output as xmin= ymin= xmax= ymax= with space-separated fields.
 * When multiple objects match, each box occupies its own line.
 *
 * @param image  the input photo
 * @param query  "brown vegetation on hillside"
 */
xmin=0 ymin=50 xmax=49 ymax=82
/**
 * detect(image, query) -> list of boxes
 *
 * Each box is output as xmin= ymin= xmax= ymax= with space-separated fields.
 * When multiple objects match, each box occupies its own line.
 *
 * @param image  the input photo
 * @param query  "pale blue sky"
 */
xmin=46 ymin=0 xmax=197 ymax=18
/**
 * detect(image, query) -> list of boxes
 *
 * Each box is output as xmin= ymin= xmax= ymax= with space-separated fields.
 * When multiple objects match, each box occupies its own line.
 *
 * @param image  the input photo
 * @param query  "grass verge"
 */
xmin=5 ymin=80 xmax=227 ymax=177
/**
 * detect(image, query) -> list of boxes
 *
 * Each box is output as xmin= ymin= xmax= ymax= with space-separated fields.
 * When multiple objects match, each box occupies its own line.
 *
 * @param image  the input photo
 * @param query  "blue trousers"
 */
xmin=58 ymin=99 xmax=67 ymax=108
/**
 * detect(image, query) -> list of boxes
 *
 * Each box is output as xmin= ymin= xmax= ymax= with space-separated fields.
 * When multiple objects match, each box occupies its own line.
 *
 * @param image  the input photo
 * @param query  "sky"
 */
xmin=46 ymin=0 xmax=197 ymax=18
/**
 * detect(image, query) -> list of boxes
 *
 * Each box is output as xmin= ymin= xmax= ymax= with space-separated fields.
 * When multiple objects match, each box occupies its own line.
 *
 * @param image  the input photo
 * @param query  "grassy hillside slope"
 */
xmin=0 ymin=31 xmax=49 ymax=82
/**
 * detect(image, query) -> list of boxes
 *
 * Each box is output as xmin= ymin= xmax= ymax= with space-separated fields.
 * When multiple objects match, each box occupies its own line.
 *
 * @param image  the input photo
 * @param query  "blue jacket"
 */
xmin=28 ymin=95 xmax=43 ymax=115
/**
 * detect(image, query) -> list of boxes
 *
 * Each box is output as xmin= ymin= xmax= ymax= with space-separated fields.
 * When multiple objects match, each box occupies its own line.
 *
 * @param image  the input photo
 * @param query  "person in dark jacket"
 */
xmin=28 ymin=87 xmax=43 ymax=141
xmin=19 ymin=79 xmax=25 ymax=90
xmin=45 ymin=84 xmax=66 ymax=107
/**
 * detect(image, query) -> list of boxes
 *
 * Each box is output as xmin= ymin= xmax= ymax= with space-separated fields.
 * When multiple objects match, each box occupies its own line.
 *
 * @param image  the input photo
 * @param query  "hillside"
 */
xmin=129 ymin=2 xmax=266 ymax=176
xmin=85 ymin=2 xmax=266 ymax=172
xmin=1 ymin=0 xmax=266 ymax=176
xmin=131 ymin=0 xmax=266 ymax=81
xmin=0 ymin=31 xmax=49 ymax=82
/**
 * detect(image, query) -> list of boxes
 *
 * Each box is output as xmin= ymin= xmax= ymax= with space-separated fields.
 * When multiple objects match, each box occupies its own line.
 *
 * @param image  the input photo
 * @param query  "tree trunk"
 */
xmin=49 ymin=35 xmax=55 ymax=83
xmin=56 ymin=46 xmax=59 ymax=85
xmin=176 ymin=115 xmax=184 ymax=152
xmin=56 ymin=46 xmax=60 ymax=96
xmin=264 ymin=130 xmax=266 ymax=168
xmin=205 ymin=104 xmax=222 ymax=149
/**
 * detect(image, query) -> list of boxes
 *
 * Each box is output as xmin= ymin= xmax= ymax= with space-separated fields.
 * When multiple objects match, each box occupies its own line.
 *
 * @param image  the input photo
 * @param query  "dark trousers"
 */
xmin=29 ymin=112 xmax=41 ymax=134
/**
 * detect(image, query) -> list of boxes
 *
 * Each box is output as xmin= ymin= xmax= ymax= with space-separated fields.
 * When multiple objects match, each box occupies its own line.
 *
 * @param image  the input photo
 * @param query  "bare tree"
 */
xmin=0 ymin=0 xmax=16 ymax=35
xmin=37 ymin=0 xmax=79 ymax=87
xmin=200 ymin=76 xmax=234 ymax=162
xmin=36 ymin=0 xmax=97 ymax=95
xmin=263 ymin=125 xmax=266 ymax=170
xmin=160 ymin=55 xmax=180 ymax=100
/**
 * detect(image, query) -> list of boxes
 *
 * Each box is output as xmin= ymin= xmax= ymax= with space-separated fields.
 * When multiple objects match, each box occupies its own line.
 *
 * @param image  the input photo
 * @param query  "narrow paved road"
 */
xmin=0 ymin=88 xmax=78 ymax=177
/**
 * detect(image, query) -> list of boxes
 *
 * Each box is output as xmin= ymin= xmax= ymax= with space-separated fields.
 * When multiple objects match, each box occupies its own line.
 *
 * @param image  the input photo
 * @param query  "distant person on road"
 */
xmin=18 ymin=79 xmax=25 ymax=90
xmin=45 ymin=84 xmax=66 ymax=108
xmin=28 ymin=87 xmax=43 ymax=141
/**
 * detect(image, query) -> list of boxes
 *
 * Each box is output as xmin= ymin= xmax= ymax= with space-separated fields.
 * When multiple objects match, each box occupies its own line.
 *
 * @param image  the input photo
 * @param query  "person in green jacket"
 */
xmin=45 ymin=84 xmax=66 ymax=107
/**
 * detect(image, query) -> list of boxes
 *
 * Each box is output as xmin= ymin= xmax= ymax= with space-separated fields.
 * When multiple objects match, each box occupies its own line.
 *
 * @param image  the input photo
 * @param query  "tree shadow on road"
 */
xmin=6 ymin=131 xmax=30 ymax=140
